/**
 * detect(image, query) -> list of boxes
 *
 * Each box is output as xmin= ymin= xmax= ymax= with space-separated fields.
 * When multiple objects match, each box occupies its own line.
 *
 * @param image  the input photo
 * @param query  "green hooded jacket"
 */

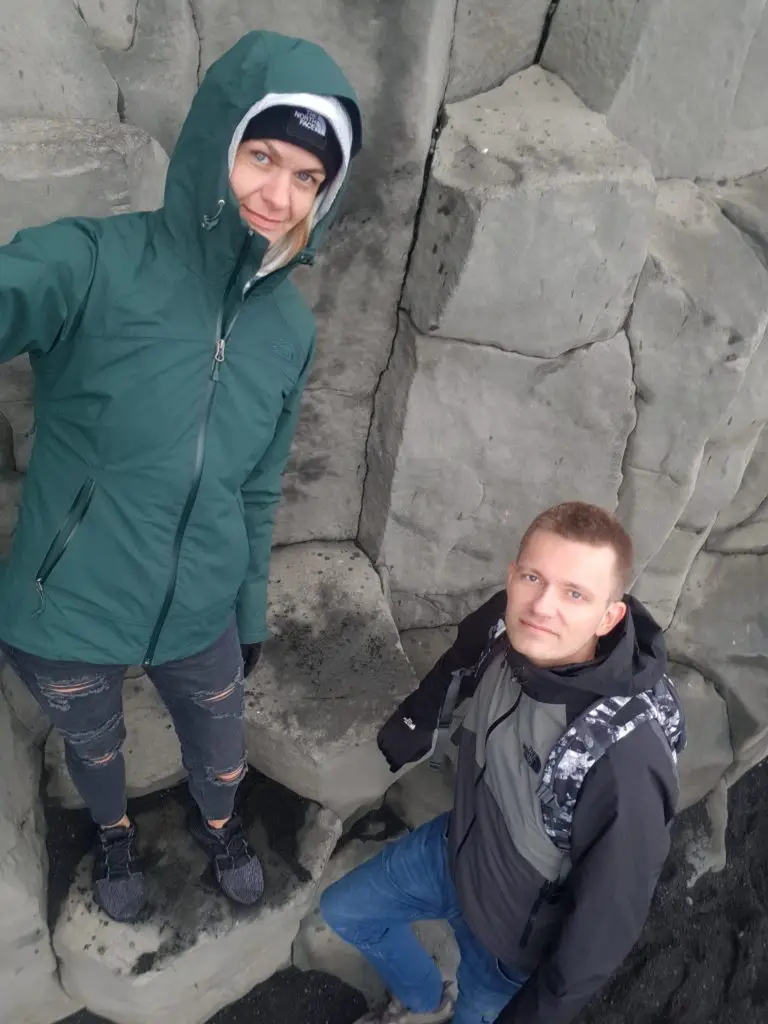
xmin=0 ymin=32 xmax=362 ymax=665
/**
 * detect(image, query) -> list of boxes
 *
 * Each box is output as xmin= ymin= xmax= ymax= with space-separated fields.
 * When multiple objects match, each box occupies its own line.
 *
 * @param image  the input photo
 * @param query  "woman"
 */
xmin=0 ymin=30 xmax=362 ymax=923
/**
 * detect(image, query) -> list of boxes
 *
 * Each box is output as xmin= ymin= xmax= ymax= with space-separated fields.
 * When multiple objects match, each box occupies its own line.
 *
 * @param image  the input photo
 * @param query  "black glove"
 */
xmin=377 ymin=696 xmax=436 ymax=773
xmin=241 ymin=642 xmax=263 ymax=676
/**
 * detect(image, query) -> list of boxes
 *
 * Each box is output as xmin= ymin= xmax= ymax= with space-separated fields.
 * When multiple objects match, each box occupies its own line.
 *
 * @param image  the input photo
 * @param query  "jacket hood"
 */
xmin=161 ymin=31 xmax=362 ymax=281
xmin=506 ymin=595 xmax=667 ymax=705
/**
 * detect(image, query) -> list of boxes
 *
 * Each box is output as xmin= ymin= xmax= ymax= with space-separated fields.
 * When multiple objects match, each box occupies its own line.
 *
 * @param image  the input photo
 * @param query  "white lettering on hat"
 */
xmin=293 ymin=109 xmax=327 ymax=137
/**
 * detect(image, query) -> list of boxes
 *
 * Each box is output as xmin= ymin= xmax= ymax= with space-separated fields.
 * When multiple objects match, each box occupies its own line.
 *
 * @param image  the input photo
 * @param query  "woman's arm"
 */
xmin=0 ymin=220 xmax=97 ymax=362
xmin=236 ymin=343 xmax=314 ymax=645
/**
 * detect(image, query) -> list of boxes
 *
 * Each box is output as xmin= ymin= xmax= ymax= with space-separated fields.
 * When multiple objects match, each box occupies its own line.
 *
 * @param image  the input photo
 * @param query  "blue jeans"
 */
xmin=320 ymin=813 xmax=526 ymax=1023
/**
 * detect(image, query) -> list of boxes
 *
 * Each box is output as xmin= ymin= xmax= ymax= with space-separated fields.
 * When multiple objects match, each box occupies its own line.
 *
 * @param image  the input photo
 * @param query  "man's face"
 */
xmin=505 ymin=530 xmax=627 ymax=668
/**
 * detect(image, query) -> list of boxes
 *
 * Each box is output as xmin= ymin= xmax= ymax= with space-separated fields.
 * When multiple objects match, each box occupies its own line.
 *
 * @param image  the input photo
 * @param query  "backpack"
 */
xmin=430 ymin=619 xmax=687 ymax=856
xmin=538 ymin=675 xmax=686 ymax=854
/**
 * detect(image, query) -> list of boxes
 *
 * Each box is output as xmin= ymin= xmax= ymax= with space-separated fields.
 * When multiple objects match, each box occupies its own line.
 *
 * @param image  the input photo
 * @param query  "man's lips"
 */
xmin=520 ymin=618 xmax=558 ymax=637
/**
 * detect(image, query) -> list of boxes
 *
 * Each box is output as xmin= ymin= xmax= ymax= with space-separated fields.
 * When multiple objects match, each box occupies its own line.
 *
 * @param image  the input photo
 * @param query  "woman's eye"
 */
xmin=252 ymin=151 xmax=269 ymax=165
xmin=569 ymin=590 xmax=582 ymax=600
xmin=296 ymin=171 xmax=317 ymax=185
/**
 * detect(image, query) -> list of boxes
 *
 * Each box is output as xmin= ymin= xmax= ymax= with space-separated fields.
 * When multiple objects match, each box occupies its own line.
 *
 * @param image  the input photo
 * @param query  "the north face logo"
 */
xmin=523 ymin=744 xmax=541 ymax=774
xmin=293 ymin=109 xmax=327 ymax=137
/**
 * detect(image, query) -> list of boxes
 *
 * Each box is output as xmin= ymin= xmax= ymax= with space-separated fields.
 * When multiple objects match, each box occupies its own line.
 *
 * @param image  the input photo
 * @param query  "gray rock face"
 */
xmin=709 ymin=430 xmax=768 ymax=554
xmin=273 ymin=389 xmax=369 ymax=546
xmin=360 ymin=317 xmax=635 ymax=628
xmin=244 ymin=543 xmax=416 ymax=819
xmin=446 ymin=0 xmax=551 ymax=102
xmin=0 ymin=691 xmax=81 ymax=1023
xmin=700 ymin=7 xmax=768 ymax=179
xmin=0 ymin=118 xmax=168 ymax=244
xmin=76 ymin=0 xmax=137 ymax=51
xmin=45 ymin=672 xmax=185 ymax=809
xmin=0 ymin=0 xmax=118 ymax=121
xmin=405 ymin=68 xmax=656 ymax=358
xmin=632 ymin=335 xmax=768 ymax=627
xmin=54 ymin=778 xmax=341 ymax=1024
xmin=672 ymin=664 xmax=734 ymax=812
xmin=542 ymin=0 xmax=767 ymax=179
xmin=102 ymin=0 xmax=199 ymax=155
xmin=617 ymin=181 xmax=768 ymax=577
xmin=668 ymin=550 xmax=768 ymax=788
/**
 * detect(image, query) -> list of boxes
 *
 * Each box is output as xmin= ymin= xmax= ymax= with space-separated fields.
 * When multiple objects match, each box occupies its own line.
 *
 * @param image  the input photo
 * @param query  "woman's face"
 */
xmin=230 ymin=138 xmax=327 ymax=241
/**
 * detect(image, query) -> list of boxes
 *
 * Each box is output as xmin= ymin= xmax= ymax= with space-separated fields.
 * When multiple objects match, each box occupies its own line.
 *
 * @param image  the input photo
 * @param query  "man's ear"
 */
xmin=597 ymin=600 xmax=627 ymax=637
xmin=506 ymin=562 xmax=517 ymax=585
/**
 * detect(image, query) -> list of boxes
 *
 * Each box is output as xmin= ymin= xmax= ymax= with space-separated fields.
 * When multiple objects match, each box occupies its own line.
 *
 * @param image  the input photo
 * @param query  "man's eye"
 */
xmin=296 ymin=171 xmax=317 ymax=185
xmin=569 ymin=590 xmax=582 ymax=600
xmin=523 ymin=573 xmax=538 ymax=583
xmin=252 ymin=151 xmax=269 ymax=164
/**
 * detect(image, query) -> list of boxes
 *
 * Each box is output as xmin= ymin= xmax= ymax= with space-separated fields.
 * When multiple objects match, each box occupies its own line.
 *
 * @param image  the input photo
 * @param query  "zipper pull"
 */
xmin=212 ymin=338 xmax=226 ymax=381
xmin=33 ymin=579 xmax=46 ymax=618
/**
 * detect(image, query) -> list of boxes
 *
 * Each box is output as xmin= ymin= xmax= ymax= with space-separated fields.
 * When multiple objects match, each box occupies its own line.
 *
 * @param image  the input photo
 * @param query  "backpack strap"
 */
xmin=429 ymin=618 xmax=506 ymax=772
xmin=537 ymin=675 xmax=686 ymax=854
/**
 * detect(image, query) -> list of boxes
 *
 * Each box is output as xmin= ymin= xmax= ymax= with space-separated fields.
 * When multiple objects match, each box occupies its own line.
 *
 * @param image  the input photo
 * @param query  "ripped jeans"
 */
xmin=0 ymin=620 xmax=246 ymax=826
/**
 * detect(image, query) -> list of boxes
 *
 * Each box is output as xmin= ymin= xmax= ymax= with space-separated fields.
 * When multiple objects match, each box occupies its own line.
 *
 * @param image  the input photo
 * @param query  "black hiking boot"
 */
xmin=187 ymin=807 xmax=264 ymax=906
xmin=92 ymin=822 xmax=147 ymax=923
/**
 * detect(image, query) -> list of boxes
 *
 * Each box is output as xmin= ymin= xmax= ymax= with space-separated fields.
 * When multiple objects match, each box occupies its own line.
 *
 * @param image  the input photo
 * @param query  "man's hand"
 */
xmin=241 ymin=642 xmax=263 ymax=676
xmin=377 ymin=700 xmax=435 ymax=773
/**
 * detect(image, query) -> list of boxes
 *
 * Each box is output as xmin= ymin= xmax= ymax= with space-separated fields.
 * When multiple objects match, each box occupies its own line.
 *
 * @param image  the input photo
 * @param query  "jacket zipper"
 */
xmin=520 ymin=890 xmax=546 ymax=948
xmin=453 ymin=692 xmax=523 ymax=861
xmin=34 ymin=478 xmax=96 ymax=612
xmin=520 ymin=880 xmax=560 ymax=948
xmin=142 ymin=241 xmax=251 ymax=666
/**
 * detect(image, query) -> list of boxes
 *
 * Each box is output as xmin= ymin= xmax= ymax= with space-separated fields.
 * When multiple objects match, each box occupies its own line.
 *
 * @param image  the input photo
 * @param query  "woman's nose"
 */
xmin=260 ymin=170 xmax=291 ymax=210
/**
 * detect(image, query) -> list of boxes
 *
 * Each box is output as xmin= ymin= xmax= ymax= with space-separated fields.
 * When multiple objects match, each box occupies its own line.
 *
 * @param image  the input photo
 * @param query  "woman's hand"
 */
xmin=241 ymin=643 xmax=263 ymax=676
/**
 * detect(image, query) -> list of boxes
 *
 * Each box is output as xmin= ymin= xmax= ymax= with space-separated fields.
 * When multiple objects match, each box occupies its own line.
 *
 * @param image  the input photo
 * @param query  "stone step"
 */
xmin=0 ymin=689 xmax=81 ymax=1023
xmin=243 ymin=543 xmax=417 ymax=820
xmin=53 ymin=774 xmax=341 ymax=1024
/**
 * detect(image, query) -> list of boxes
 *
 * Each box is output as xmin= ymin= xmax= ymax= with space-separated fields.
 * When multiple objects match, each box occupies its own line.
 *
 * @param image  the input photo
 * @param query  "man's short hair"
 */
xmin=517 ymin=501 xmax=634 ymax=599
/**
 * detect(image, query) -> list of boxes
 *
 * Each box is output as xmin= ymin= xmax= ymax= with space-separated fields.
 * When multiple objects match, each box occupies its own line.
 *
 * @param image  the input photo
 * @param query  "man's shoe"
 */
xmin=92 ymin=822 xmax=147 ymax=923
xmin=187 ymin=808 xmax=264 ymax=906
xmin=355 ymin=983 xmax=455 ymax=1023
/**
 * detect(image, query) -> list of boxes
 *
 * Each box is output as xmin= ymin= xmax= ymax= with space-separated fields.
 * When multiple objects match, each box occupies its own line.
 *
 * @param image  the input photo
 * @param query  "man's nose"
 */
xmin=530 ymin=585 xmax=557 ymax=617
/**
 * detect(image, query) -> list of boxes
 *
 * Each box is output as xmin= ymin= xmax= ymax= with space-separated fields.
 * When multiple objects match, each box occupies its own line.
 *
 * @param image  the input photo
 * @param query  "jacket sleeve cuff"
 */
xmin=236 ymin=581 xmax=269 ymax=644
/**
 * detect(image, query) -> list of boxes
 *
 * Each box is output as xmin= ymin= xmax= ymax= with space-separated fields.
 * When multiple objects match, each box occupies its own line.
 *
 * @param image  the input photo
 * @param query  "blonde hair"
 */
xmin=262 ymin=213 xmax=312 ymax=273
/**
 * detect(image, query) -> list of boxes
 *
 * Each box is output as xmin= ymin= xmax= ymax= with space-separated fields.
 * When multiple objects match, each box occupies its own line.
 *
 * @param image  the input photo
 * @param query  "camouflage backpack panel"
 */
xmin=538 ymin=675 xmax=686 ymax=854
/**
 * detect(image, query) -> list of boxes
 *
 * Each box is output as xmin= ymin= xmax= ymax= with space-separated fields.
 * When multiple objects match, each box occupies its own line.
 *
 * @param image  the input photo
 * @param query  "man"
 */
xmin=321 ymin=502 xmax=683 ymax=1024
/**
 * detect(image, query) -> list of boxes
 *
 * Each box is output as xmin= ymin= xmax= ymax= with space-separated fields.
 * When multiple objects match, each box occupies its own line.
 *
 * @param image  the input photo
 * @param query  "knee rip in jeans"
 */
xmin=208 ymin=760 xmax=246 ymax=787
xmin=62 ymin=710 xmax=123 ymax=757
xmin=82 ymin=746 xmax=121 ymax=768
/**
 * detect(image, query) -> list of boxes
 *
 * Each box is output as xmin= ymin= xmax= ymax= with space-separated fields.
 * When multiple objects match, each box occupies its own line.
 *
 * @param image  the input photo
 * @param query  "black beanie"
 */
xmin=241 ymin=105 xmax=343 ymax=187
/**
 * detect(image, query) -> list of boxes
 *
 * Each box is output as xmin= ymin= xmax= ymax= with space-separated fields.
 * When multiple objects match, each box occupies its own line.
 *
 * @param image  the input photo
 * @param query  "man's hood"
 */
xmin=506 ymin=595 xmax=668 ymax=705
xmin=161 ymin=31 xmax=362 ymax=280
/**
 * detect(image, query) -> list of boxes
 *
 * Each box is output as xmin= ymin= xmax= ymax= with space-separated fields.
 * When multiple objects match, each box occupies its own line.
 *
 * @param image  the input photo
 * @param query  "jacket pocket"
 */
xmin=34 ymin=478 xmax=96 ymax=603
